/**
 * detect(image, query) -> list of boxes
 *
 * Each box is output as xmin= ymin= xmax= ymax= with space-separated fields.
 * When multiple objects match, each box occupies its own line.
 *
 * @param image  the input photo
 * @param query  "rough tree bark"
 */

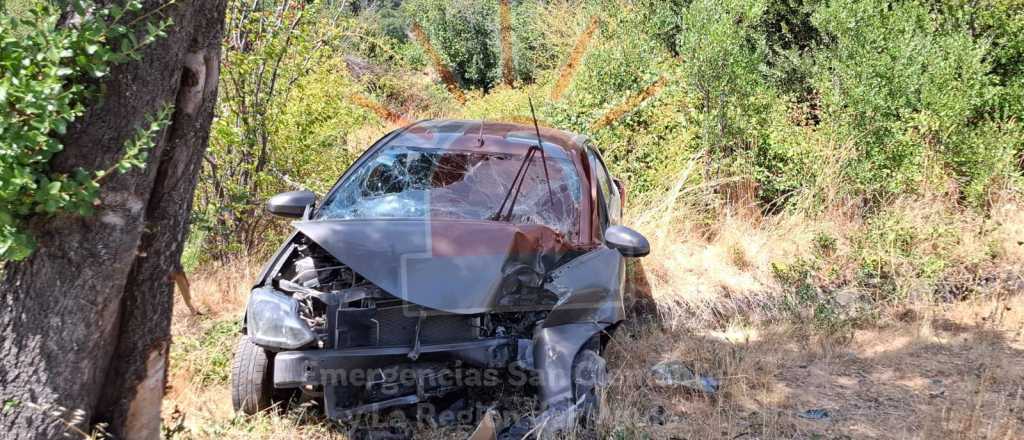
xmin=0 ymin=1 xmax=226 ymax=438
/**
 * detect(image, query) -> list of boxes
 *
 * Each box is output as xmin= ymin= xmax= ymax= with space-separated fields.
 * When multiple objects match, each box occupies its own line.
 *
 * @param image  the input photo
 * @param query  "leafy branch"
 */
xmin=0 ymin=0 xmax=175 ymax=260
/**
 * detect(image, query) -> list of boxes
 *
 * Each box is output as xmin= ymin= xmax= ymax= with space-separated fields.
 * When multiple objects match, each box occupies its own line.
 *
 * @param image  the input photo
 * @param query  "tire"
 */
xmin=231 ymin=335 xmax=275 ymax=415
xmin=571 ymin=347 xmax=608 ymax=426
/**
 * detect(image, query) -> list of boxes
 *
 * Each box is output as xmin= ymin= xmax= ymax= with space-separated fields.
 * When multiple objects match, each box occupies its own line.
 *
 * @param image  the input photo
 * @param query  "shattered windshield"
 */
xmin=316 ymin=146 xmax=582 ymax=237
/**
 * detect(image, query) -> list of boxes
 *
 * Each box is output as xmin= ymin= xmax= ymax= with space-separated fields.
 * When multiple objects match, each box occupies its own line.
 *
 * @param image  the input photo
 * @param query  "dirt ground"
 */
xmin=162 ymin=264 xmax=1024 ymax=439
xmin=600 ymin=294 xmax=1024 ymax=439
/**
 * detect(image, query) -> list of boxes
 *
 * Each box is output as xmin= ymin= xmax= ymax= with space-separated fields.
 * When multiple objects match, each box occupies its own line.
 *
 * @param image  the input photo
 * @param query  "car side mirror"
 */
xmin=267 ymin=190 xmax=315 ymax=219
xmin=604 ymin=225 xmax=650 ymax=257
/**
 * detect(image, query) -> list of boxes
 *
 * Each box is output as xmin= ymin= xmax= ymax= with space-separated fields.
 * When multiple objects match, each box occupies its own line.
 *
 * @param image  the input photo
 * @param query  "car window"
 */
xmin=317 ymin=146 xmax=583 ymax=237
xmin=597 ymin=153 xmax=622 ymax=224
xmin=587 ymin=147 xmax=621 ymax=227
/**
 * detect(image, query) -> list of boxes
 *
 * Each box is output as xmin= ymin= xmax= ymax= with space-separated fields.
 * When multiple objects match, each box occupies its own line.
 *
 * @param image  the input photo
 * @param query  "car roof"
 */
xmin=386 ymin=119 xmax=590 ymax=158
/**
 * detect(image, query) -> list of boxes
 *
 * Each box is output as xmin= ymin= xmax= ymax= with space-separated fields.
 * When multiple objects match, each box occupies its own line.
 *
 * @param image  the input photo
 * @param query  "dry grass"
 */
xmin=163 ymin=189 xmax=1024 ymax=438
xmin=599 ymin=292 xmax=1024 ymax=439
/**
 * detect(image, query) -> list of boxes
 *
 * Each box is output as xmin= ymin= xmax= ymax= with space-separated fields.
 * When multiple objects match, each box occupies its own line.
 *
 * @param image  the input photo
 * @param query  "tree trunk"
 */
xmin=0 ymin=1 xmax=226 ymax=439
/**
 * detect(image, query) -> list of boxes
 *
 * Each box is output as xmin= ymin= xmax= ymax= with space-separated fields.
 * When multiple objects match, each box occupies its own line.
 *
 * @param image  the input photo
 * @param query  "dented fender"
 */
xmin=532 ymin=247 xmax=625 ymax=409
xmin=533 ymin=322 xmax=609 ymax=408
xmin=543 ymin=247 xmax=626 ymax=327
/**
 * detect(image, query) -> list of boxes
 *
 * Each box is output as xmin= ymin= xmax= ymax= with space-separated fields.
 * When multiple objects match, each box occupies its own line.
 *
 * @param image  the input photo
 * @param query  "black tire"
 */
xmin=231 ymin=335 xmax=275 ymax=415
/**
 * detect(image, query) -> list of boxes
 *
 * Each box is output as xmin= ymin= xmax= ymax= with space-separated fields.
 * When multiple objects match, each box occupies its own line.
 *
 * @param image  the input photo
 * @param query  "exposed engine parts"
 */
xmin=258 ymin=238 xmax=563 ymax=419
xmin=234 ymin=119 xmax=651 ymax=436
xmin=273 ymin=240 xmax=547 ymax=351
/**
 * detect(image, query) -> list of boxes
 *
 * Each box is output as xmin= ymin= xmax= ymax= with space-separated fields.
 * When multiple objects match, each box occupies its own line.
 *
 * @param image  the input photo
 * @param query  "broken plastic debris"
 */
xmin=650 ymin=360 xmax=719 ymax=394
xmin=497 ymin=416 xmax=535 ymax=440
xmin=797 ymin=409 xmax=830 ymax=421
xmin=467 ymin=408 xmax=499 ymax=440
xmin=647 ymin=405 xmax=668 ymax=425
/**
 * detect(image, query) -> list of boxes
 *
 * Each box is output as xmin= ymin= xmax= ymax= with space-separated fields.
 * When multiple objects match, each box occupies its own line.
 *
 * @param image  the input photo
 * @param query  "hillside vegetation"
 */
xmin=154 ymin=1 xmax=1024 ymax=438
xmin=185 ymin=0 xmax=1023 ymax=318
xmin=4 ymin=0 xmax=1016 ymax=438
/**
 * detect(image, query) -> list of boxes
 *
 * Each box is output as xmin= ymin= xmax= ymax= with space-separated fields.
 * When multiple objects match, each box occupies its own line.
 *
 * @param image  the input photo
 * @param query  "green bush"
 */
xmin=773 ymin=257 xmax=868 ymax=339
xmin=933 ymin=0 xmax=1024 ymax=122
xmin=556 ymin=7 xmax=669 ymax=122
xmin=0 ymin=0 xmax=170 ymax=260
xmin=181 ymin=0 xmax=1024 ymax=266
xmin=508 ymin=0 xmax=589 ymax=84
xmin=541 ymin=3 xmax=686 ymax=195
xmin=269 ymin=59 xmax=376 ymax=194
xmin=810 ymin=0 xmax=1014 ymax=202
xmin=676 ymin=0 xmax=770 ymax=154
xmin=402 ymin=0 xmax=500 ymax=90
xmin=195 ymin=1 xmax=376 ymax=260
xmin=671 ymin=0 xmax=827 ymax=207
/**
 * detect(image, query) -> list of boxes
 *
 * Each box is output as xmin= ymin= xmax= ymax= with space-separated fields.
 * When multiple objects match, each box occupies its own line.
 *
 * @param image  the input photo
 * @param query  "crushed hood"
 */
xmin=294 ymin=219 xmax=571 ymax=314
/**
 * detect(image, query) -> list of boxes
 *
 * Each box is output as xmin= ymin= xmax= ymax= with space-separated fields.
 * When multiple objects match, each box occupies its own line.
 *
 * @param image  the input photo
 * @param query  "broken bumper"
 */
xmin=273 ymin=337 xmax=518 ymax=388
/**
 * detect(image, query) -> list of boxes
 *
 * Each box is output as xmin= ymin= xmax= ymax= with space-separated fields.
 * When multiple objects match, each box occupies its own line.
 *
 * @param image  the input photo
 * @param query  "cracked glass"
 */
xmin=317 ymin=146 xmax=582 ymax=237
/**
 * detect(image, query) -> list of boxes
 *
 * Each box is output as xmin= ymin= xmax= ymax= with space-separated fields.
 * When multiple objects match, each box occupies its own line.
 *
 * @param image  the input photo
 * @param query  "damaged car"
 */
xmin=230 ymin=119 xmax=649 ymax=430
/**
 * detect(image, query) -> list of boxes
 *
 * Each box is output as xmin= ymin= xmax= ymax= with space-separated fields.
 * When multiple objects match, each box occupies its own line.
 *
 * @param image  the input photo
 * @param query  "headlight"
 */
xmin=246 ymin=288 xmax=316 ymax=349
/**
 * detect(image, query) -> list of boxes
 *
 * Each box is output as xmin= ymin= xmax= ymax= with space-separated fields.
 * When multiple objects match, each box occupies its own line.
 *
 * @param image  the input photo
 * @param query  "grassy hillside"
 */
xmin=165 ymin=0 xmax=1024 ymax=438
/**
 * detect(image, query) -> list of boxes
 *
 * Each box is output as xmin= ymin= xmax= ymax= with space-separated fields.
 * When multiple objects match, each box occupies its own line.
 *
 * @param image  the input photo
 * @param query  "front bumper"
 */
xmin=273 ymin=337 xmax=517 ymax=388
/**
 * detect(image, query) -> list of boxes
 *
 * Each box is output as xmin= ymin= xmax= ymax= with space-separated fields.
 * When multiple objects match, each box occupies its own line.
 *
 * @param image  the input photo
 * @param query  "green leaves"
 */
xmin=403 ymin=0 xmax=502 ymax=90
xmin=0 ymin=1 xmax=174 ymax=260
xmin=809 ymin=0 xmax=1017 ymax=202
xmin=111 ymin=105 xmax=174 ymax=174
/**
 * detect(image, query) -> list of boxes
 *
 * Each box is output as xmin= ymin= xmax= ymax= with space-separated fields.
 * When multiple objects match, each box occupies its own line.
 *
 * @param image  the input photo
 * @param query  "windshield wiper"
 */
xmin=491 ymin=99 xmax=555 ymax=222
xmin=491 ymin=145 xmax=538 ymax=221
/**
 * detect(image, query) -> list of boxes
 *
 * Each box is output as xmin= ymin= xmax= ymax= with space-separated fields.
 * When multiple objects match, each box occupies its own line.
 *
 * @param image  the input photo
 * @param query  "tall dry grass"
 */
xmin=627 ymin=148 xmax=1024 ymax=328
xmin=165 ymin=154 xmax=1024 ymax=438
xmin=598 ymin=292 xmax=1024 ymax=439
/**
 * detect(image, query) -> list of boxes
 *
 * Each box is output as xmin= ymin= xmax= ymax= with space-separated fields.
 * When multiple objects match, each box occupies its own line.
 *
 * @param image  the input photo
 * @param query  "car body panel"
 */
xmin=543 ymin=247 xmax=626 ymax=327
xmin=293 ymin=218 xmax=574 ymax=314
xmin=243 ymin=119 xmax=645 ymax=423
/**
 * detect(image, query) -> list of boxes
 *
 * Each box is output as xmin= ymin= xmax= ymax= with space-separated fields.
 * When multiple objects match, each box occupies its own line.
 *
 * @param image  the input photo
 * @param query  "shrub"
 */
xmin=269 ymin=59 xmax=376 ymax=194
xmin=810 ymin=0 xmax=1015 ymax=203
xmin=773 ymin=257 xmax=866 ymax=340
xmin=508 ymin=0 xmax=590 ymax=84
xmin=932 ymin=0 xmax=1024 ymax=122
xmin=675 ymin=0 xmax=770 ymax=154
xmin=402 ymin=0 xmax=501 ymax=90
xmin=0 ymin=0 xmax=170 ymax=260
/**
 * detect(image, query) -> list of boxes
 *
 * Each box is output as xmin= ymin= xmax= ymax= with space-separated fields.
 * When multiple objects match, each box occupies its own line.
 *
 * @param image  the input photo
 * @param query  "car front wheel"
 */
xmin=571 ymin=347 xmax=608 ymax=426
xmin=230 ymin=335 xmax=275 ymax=414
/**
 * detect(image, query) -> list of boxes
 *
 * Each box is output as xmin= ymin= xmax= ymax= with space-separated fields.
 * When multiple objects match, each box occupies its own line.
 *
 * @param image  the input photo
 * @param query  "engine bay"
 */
xmin=269 ymin=237 xmax=557 ymax=352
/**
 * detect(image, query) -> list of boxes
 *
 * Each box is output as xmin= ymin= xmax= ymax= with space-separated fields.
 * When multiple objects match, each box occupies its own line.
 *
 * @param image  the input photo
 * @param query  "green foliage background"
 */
xmin=186 ymin=0 xmax=1023 ymax=303
xmin=6 ymin=0 xmax=1019 ymax=284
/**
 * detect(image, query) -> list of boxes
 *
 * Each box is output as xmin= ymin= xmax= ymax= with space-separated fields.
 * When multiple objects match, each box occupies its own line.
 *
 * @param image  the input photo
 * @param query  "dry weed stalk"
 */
xmin=591 ymin=75 xmax=669 ymax=130
xmin=348 ymin=93 xmax=409 ymax=125
xmin=499 ymin=0 xmax=515 ymax=87
xmin=176 ymin=257 xmax=263 ymax=320
xmin=550 ymin=16 xmax=599 ymax=101
xmin=409 ymin=22 xmax=466 ymax=104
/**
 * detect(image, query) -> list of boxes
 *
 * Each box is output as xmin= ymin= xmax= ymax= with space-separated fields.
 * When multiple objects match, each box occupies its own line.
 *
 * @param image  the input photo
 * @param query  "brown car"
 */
xmin=231 ymin=119 xmax=649 ymax=430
